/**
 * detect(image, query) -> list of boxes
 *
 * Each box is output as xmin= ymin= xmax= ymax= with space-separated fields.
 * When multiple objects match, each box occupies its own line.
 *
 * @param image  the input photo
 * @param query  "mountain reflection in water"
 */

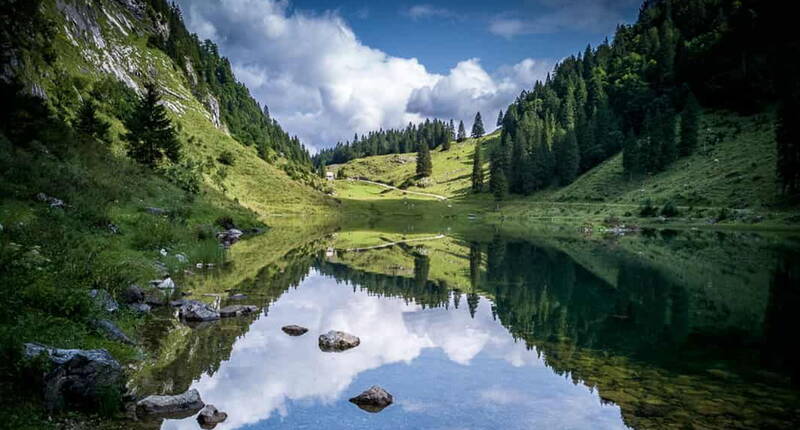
xmin=133 ymin=229 xmax=800 ymax=430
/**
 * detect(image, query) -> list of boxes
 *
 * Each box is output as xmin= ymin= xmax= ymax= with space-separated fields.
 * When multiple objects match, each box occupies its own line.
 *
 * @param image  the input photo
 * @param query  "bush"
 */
xmin=660 ymin=201 xmax=680 ymax=217
xmin=217 ymin=150 xmax=235 ymax=166
xmin=638 ymin=198 xmax=658 ymax=217
xmin=161 ymin=162 xmax=201 ymax=195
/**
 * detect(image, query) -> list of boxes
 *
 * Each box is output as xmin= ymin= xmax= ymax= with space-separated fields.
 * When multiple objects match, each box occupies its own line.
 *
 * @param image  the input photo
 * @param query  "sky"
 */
xmin=174 ymin=0 xmax=639 ymax=152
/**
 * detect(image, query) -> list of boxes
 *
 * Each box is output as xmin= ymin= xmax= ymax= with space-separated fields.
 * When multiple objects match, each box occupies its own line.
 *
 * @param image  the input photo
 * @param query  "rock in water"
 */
xmin=318 ymin=330 xmax=360 ymax=352
xmin=179 ymin=301 xmax=220 ymax=322
xmin=23 ymin=343 xmax=123 ymax=411
xmin=136 ymin=389 xmax=205 ymax=419
xmin=196 ymin=404 xmax=228 ymax=429
xmin=349 ymin=386 xmax=393 ymax=413
xmin=282 ymin=325 xmax=308 ymax=336
xmin=219 ymin=305 xmax=258 ymax=318
xmin=88 ymin=289 xmax=119 ymax=313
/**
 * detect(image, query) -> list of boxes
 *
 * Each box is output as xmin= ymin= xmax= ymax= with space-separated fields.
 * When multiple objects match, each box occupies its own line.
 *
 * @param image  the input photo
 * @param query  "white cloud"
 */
xmin=405 ymin=4 xmax=456 ymax=21
xmin=489 ymin=0 xmax=636 ymax=39
xmin=175 ymin=0 xmax=547 ymax=151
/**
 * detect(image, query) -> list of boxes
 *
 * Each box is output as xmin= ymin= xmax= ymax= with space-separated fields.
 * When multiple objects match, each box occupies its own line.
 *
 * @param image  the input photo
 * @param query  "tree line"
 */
xmin=477 ymin=0 xmax=800 ymax=199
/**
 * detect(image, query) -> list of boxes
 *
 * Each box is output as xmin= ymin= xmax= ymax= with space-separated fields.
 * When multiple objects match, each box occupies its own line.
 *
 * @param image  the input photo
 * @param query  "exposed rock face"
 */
xmin=349 ymin=386 xmax=393 ymax=413
xmin=24 ymin=343 xmax=123 ymax=411
xmin=114 ymin=0 xmax=146 ymax=19
xmin=89 ymin=289 xmax=119 ymax=313
xmin=120 ymin=284 xmax=144 ymax=304
xmin=179 ymin=301 xmax=220 ymax=322
xmin=93 ymin=319 xmax=135 ymax=345
xmin=205 ymin=94 xmax=223 ymax=129
xmin=36 ymin=192 xmax=65 ymax=209
xmin=136 ymin=389 xmax=204 ymax=419
xmin=219 ymin=305 xmax=258 ymax=318
xmin=318 ymin=330 xmax=360 ymax=352
xmin=281 ymin=325 xmax=308 ymax=336
xmin=217 ymin=229 xmax=243 ymax=248
xmin=196 ymin=404 xmax=228 ymax=429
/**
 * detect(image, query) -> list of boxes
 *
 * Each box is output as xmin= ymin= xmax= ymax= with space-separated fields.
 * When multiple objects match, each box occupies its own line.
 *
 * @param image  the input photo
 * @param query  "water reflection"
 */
xmin=134 ymin=228 xmax=800 ymax=429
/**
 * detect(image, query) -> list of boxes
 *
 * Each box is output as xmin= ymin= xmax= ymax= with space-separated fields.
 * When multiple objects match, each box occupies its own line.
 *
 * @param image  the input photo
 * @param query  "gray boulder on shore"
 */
xmin=179 ymin=301 xmax=220 ymax=322
xmin=23 ymin=343 xmax=124 ymax=411
xmin=136 ymin=388 xmax=205 ymax=419
xmin=318 ymin=330 xmax=360 ymax=352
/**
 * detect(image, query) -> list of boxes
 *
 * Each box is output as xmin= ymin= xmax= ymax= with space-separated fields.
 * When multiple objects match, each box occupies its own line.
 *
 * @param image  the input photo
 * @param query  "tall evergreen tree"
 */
xmin=75 ymin=98 xmax=110 ymax=143
xmin=471 ymin=140 xmax=484 ymax=192
xmin=416 ymin=137 xmax=433 ymax=177
xmin=679 ymin=91 xmax=701 ymax=156
xmin=471 ymin=112 xmax=485 ymax=138
xmin=125 ymin=82 xmax=181 ymax=168
xmin=497 ymin=109 xmax=504 ymax=127
xmin=489 ymin=142 xmax=509 ymax=200
xmin=555 ymin=130 xmax=580 ymax=185
xmin=457 ymin=120 xmax=467 ymax=142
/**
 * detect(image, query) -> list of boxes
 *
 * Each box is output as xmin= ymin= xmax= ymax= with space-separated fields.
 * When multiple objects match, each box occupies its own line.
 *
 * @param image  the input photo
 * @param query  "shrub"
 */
xmin=638 ymin=198 xmax=658 ymax=217
xmin=660 ymin=201 xmax=680 ymax=217
xmin=161 ymin=162 xmax=201 ymax=195
xmin=217 ymin=150 xmax=235 ymax=166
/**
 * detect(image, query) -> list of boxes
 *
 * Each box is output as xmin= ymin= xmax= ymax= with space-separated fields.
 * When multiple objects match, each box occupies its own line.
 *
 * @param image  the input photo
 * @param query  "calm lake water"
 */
xmin=132 ymin=226 xmax=800 ymax=430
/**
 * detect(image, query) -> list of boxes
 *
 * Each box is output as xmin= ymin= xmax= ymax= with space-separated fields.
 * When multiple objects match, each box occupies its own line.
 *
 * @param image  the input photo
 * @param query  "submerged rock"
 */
xmin=24 ymin=343 xmax=123 ymax=411
xmin=136 ymin=389 xmax=204 ymax=419
xmin=93 ymin=319 xmax=135 ymax=345
xmin=219 ymin=305 xmax=258 ymax=318
xmin=281 ymin=325 xmax=308 ymax=336
xmin=349 ymin=386 xmax=393 ymax=413
xmin=89 ymin=289 xmax=119 ymax=313
xmin=179 ymin=301 xmax=220 ymax=322
xmin=196 ymin=404 xmax=228 ymax=429
xmin=319 ymin=330 xmax=360 ymax=352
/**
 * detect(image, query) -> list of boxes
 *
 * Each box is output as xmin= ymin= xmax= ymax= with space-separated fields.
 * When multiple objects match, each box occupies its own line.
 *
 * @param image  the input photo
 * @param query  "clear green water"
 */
xmin=132 ymin=226 xmax=800 ymax=429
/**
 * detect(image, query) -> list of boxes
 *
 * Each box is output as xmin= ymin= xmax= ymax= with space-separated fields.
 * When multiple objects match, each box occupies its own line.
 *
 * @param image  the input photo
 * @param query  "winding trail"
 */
xmin=342 ymin=234 xmax=446 ymax=252
xmin=351 ymin=178 xmax=448 ymax=201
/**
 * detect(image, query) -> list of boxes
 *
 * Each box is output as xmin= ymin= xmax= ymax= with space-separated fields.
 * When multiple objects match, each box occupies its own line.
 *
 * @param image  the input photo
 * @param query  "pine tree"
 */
xmin=489 ymin=143 xmax=509 ymax=201
xmin=679 ymin=91 xmax=700 ymax=156
xmin=555 ymin=130 xmax=580 ymax=185
xmin=457 ymin=120 xmax=467 ymax=142
xmin=497 ymin=109 xmax=504 ymax=127
xmin=75 ymin=98 xmax=110 ymax=143
xmin=125 ymin=82 xmax=181 ymax=168
xmin=416 ymin=137 xmax=432 ymax=177
xmin=471 ymin=112 xmax=485 ymax=138
xmin=471 ymin=140 xmax=484 ymax=192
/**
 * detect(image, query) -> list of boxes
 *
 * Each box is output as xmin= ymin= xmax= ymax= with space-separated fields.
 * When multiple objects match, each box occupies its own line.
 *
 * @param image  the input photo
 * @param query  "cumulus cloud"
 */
xmin=489 ymin=0 xmax=637 ymax=39
xmin=175 ymin=0 xmax=547 ymax=151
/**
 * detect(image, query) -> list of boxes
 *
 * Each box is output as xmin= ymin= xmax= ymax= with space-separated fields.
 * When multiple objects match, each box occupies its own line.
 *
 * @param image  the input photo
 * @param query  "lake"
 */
xmin=130 ymin=225 xmax=800 ymax=429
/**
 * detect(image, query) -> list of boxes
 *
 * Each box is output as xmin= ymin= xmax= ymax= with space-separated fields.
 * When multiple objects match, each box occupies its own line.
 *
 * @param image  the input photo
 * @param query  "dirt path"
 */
xmin=342 ymin=234 xmax=446 ymax=252
xmin=352 ymin=178 xmax=448 ymax=201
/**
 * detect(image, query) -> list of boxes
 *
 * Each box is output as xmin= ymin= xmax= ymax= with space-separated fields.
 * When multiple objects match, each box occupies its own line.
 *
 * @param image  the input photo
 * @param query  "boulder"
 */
xmin=196 ymin=404 xmax=228 ymax=429
xmin=36 ymin=192 xmax=66 ymax=209
xmin=120 ymin=284 xmax=145 ymax=304
xmin=92 ymin=319 xmax=135 ymax=345
xmin=169 ymin=299 xmax=188 ymax=307
xmin=88 ymin=289 xmax=119 ymax=313
xmin=179 ymin=301 xmax=220 ymax=322
xmin=136 ymin=389 xmax=204 ymax=419
xmin=217 ymin=229 xmax=243 ymax=247
xmin=24 ymin=343 xmax=124 ymax=411
xmin=128 ymin=303 xmax=151 ymax=314
xmin=153 ymin=277 xmax=176 ymax=290
xmin=219 ymin=305 xmax=258 ymax=318
xmin=349 ymin=386 xmax=393 ymax=413
xmin=319 ymin=330 xmax=360 ymax=352
xmin=281 ymin=325 xmax=308 ymax=336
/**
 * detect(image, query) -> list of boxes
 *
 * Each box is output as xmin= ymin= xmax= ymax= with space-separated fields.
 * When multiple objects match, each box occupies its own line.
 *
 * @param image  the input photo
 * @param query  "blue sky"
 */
xmin=176 ymin=0 xmax=639 ymax=151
